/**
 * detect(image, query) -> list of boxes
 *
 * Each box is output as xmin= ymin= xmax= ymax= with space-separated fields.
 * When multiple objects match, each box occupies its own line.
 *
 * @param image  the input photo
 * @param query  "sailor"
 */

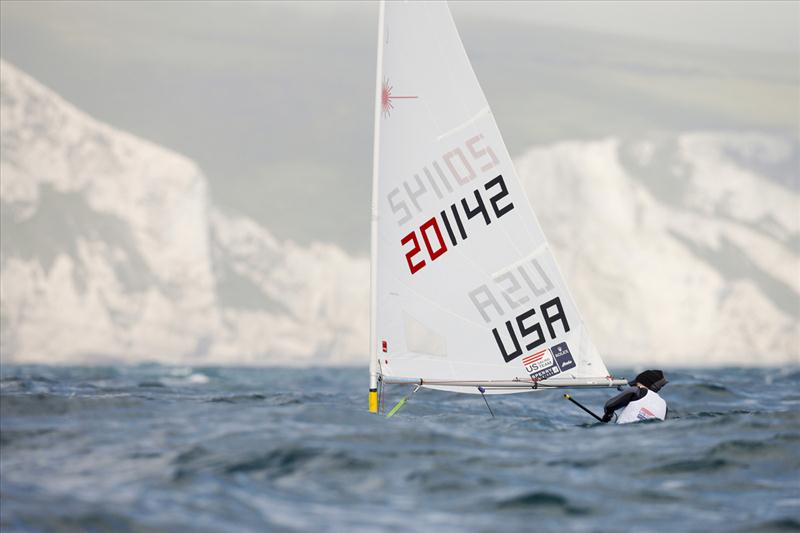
xmin=601 ymin=369 xmax=668 ymax=424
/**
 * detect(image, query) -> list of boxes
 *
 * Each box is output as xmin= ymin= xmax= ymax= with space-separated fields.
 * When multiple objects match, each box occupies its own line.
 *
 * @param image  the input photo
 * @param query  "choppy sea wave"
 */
xmin=1 ymin=365 xmax=799 ymax=532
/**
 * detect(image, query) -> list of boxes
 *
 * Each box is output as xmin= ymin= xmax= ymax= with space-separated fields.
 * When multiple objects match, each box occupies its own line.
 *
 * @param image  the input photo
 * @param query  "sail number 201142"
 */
xmin=400 ymin=175 xmax=514 ymax=274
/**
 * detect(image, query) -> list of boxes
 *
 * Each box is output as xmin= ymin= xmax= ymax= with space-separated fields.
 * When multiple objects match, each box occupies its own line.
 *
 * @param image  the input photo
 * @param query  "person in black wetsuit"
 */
xmin=602 ymin=369 xmax=668 ymax=424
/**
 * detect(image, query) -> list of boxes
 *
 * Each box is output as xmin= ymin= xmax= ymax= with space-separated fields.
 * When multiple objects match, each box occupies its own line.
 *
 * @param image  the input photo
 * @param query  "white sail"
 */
xmin=370 ymin=1 xmax=620 ymax=397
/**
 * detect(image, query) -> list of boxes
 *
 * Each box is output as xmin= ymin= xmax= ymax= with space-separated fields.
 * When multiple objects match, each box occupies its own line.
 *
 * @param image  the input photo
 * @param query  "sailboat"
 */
xmin=368 ymin=1 xmax=626 ymax=414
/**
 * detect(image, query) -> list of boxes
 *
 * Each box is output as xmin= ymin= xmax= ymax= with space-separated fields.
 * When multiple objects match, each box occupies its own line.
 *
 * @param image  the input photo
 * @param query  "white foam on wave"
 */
xmin=187 ymin=373 xmax=210 ymax=384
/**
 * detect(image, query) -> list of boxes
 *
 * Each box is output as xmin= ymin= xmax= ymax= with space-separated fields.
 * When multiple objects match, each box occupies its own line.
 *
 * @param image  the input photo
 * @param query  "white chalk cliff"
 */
xmin=1 ymin=60 xmax=796 ymax=367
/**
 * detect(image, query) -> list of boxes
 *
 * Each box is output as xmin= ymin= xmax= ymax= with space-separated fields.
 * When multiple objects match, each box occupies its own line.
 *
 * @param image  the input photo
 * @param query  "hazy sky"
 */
xmin=456 ymin=1 xmax=798 ymax=53
xmin=1 ymin=1 xmax=797 ymax=253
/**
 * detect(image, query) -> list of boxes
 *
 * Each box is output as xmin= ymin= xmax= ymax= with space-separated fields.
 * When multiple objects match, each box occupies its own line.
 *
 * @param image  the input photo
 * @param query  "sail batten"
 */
xmin=370 ymin=1 xmax=614 ymax=398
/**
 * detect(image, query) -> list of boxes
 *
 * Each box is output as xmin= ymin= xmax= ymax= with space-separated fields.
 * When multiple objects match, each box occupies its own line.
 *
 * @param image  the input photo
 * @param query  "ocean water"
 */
xmin=1 ymin=365 xmax=798 ymax=532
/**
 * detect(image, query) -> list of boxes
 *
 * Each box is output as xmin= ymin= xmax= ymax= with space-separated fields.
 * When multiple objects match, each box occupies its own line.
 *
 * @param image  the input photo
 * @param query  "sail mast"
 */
xmin=368 ymin=0 xmax=386 ymax=414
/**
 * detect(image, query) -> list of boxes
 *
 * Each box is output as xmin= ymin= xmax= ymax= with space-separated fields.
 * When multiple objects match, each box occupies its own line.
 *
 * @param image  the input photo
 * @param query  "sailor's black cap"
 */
xmin=629 ymin=369 xmax=668 ymax=392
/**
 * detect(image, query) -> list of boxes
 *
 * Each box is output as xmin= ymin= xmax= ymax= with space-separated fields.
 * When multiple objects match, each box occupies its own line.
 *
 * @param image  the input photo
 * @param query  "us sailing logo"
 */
xmin=381 ymin=77 xmax=417 ymax=117
xmin=521 ymin=349 xmax=561 ymax=380
xmin=522 ymin=349 xmax=548 ymax=369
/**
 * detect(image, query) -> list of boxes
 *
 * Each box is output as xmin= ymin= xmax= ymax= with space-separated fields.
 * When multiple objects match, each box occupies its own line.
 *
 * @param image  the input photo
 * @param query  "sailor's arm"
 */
xmin=602 ymin=387 xmax=641 ymax=422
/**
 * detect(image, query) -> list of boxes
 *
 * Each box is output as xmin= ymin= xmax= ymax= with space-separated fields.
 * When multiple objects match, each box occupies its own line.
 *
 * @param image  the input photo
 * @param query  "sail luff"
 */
xmin=368 ymin=0 xmax=386 ymax=414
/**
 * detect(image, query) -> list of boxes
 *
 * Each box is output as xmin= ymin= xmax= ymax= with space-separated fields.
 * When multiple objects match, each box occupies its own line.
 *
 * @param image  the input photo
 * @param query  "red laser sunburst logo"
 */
xmin=382 ymin=77 xmax=417 ymax=117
